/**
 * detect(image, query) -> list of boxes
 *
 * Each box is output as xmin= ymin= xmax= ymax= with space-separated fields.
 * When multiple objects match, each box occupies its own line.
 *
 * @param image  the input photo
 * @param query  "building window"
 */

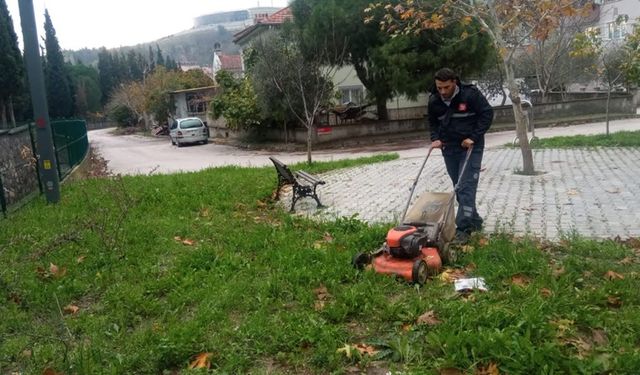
xmin=186 ymin=93 xmax=207 ymax=114
xmin=606 ymin=20 xmax=627 ymax=39
xmin=339 ymin=86 xmax=364 ymax=105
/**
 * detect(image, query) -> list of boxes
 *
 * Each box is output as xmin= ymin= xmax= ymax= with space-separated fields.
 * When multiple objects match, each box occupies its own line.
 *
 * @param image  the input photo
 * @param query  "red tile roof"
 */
xmin=258 ymin=7 xmax=293 ymax=24
xmin=219 ymin=54 xmax=242 ymax=71
xmin=233 ymin=7 xmax=293 ymax=44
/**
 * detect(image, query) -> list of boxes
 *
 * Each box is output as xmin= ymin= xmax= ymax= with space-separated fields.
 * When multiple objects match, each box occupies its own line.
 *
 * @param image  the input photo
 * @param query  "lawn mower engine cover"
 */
xmin=386 ymin=225 xmax=424 ymax=259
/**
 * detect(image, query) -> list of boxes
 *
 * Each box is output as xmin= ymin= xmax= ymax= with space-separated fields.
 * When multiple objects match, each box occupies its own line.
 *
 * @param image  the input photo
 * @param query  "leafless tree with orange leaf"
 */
xmin=367 ymin=0 xmax=595 ymax=175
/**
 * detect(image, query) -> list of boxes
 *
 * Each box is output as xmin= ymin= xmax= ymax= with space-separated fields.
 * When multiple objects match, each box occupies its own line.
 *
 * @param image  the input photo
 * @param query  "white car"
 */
xmin=169 ymin=117 xmax=209 ymax=147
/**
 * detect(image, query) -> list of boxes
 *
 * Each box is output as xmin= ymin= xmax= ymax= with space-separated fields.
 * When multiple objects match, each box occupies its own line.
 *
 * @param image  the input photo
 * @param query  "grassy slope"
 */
xmin=1 ymin=154 xmax=639 ymax=374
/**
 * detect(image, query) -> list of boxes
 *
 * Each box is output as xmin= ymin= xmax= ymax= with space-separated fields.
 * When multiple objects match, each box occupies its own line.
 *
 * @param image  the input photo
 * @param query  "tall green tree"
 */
xmin=0 ymin=0 xmax=24 ymax=128
xmin=291 ymin=0 xmax=394 ymax=119
xmin=44 ymin=9 xmax=74 ymax=118
xmin=69 ymin=63 xmax=102 ymax=115
xmin=98 ymin=47 xmax=116 ymax=103
xmin=155 ymin=45 xmax=165 ymax=67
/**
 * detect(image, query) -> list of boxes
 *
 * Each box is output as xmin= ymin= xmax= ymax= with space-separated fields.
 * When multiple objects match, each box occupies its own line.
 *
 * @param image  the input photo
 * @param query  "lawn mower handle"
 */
xmin=400 ymin=145 xmax=433 ymax=222
xmin=453 ymin=145 xmax=474 ymax=193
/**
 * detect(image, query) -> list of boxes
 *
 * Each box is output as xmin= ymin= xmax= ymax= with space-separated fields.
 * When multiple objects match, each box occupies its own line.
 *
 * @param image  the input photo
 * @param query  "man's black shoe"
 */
xmin=453 ymin=230 xmax=470 ymax=245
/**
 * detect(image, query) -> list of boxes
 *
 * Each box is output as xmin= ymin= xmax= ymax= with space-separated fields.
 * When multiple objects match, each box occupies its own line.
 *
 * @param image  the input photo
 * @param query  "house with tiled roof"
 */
xmin=213 ymin=51 xmax=243 ymax=79
xmin=233 ymin=7 xmax=294 ymax=47
xmin=233 ymin=6 xmax=428 ymax=127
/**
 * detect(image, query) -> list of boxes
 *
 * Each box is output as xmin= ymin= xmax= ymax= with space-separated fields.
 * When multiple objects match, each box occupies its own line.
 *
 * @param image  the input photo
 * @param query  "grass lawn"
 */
xmin=1 ymin=154 xmax=639 ymax=374
xmin=528 ymin=130 xmax=640 ymax=148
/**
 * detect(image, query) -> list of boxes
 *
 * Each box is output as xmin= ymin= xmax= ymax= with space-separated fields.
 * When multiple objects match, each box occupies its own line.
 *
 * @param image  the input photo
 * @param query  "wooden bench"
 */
xmin=269 ymin=156 xmax=326 ymax=212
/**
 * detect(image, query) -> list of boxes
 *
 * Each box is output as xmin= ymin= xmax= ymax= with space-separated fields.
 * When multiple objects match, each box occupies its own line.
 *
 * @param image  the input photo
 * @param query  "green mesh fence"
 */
xmin=51 ymin=120 xmax=89 ymax=179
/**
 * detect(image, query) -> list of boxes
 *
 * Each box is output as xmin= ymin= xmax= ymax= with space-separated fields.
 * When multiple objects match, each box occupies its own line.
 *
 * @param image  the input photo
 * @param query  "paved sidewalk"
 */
xmin=285 ymin=147 xmax=640 ymax=240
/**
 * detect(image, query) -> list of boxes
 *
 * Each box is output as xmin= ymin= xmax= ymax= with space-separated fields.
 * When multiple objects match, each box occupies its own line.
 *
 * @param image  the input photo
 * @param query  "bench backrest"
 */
xmin=269 ymin=157 xmax=296 ymax=184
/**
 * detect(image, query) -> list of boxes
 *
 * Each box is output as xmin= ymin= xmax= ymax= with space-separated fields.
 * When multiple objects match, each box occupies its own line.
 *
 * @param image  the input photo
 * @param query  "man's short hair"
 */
xmin=434 ymin=68 xmax=457 ymax=82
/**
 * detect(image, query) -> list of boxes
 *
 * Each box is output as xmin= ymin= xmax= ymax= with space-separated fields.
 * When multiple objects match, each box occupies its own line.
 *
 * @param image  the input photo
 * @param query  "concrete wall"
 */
xmin=262 ymin=118 xmax=427 ymax=144
xmin=0 ymin=126 xmax=39 ymax=208
xmin=493 ymin=94 xmax=635 ymax=125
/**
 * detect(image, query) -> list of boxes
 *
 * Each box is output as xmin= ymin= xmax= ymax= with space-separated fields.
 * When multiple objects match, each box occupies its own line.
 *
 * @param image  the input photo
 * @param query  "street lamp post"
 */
xmin=18 ymin=0 xmax=60 ymax=203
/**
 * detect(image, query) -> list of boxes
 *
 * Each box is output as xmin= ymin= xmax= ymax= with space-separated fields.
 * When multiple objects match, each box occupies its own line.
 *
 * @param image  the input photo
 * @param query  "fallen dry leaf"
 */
xmin=21 ymin=349 xmax=32 ymax=358
xmin=552 ymin=266 xmax=566 ymax=278
xmin=188 ymin=352 xmax=213 ymax=369
xmin=354 ymin=343 xmax=378 ymax=356
xmin=465 ymin=262 xmax=477 ymax=272
xmin=76 ymin=256 xmax=86 ymax=264
xmin=63 ymin=305 xmax=80 ymax=315
xmin=49 ymin=263 xmax=67 ymax=278
xmin=475 ymin=361 xmax=500 ymax=375
xmin=605 ymin=187 xmax=621 ymax=194
xmin=617 ymin=257 xmax=634 ymax=265
xmin=174 ymin=236 xmax=196 ymax=246
xmin=440 ymin=268 xmax=466 ymax=283
xmin=540 ymin=288 xmax=553 ymax=298
xmin=401 ymin=323 xmax=412 ymax=332
xmin=591 ymin=328 xmax=608 ymax=346
xmin=567 ymin=189 xmax=579 ymax=196
xmin=42 ymin=368 xmax=64 ymax=375
xmin=314 ymin=285 xmax=331 ymax=300
xmin=256 ymin=200 xmax=268 ymax=208
xmin=336 ymin=343 xmax=378 ymax=358
xmin=566 ymin=337 xmax=592 ymax=358
xmin=461 ymin=245 xmax=475 ymax=253
xmin=478 ymin=237 xmax=489 ymax=247
xmin=607 ymin=296 xmax=622 ymax=308
xmin=551 ymin=319 xmax=574 ymax=337
xmin=313 ymin=285 xmax=331 ymax=311
xmin=510 ymin=274 xmax=531 ymax=287
xmin=199 ymin=207 xmax=211 ymax=217
xmin=416 ymin=310 xmax=442 ymax=326
xmin=323 ymin=232 xmax=334 ymax=243
xmin=604 ymin=270 xmax=624 ymax=280
xmin=8 ymin=292 xmax=21 ymax=305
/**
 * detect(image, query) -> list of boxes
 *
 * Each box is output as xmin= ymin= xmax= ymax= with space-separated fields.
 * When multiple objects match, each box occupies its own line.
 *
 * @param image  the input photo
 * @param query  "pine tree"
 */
xmin=44 ymin=9 xmax=74 ymax=118
xmin=97 ymin=47 xmax=115 ymax=104
xmin=126 ymin=49 xmax=143 ymax=81
xmin=155 ymin=45 xmax=165 ymax=67
xmin=0 ymin=0 xmax=24 ymax=127
xmin=148 ymin=45 xmax=156 ymax=72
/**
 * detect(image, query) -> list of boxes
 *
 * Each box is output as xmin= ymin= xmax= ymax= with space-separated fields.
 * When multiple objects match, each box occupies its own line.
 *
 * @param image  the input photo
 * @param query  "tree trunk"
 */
xmin=8 ymin=97 xmax=16 ymax=128
xmin=283 ymin=119 xmax=288 ymax=145
xmin=0 ymin=98 xmax=6 ymax=129
xmin=375 ymin=96 xmax=388 ymax=121
xmin=504 ymin=62 xmax=535 ymax=175
xmin=143 ymin=112 xmax=151 ymax=130
xmin=605 ymin=87 xmax=611 ymax=136
xmin=306 ymin=123 xmax=313 ymax=164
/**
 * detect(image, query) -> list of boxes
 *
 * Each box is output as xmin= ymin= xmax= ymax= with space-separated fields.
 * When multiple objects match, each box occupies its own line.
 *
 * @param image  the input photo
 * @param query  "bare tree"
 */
xmin=251 ymin=33 xmax=343 ymax=164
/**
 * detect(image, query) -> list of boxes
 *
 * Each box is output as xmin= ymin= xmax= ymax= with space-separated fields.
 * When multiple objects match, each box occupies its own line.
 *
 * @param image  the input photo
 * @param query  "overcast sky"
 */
xmin=6 ymin=0 xmax=290 ymax=50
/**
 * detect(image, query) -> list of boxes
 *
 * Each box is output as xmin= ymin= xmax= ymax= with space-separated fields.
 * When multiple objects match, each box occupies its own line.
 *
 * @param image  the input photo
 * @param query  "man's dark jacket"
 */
xmin=428 ymin=83 xmax=493 ymax=145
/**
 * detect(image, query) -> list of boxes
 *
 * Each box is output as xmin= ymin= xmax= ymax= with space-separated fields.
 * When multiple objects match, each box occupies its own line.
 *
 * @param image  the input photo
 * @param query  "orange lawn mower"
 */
xmin=352 ymin=145 xmax=474 ymax=285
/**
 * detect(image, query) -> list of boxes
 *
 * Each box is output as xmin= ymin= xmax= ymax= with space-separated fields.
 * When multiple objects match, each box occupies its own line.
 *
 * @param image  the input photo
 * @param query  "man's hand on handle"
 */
xmin=461 ymin=138 xmax=474 ymax=149
xmin=431 ymin=140 xmax=443 ymax=149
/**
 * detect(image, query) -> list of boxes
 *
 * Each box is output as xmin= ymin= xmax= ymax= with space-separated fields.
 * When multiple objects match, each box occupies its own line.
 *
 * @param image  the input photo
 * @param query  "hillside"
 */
xmin=64 ymin=25 xmax=239 ymax=68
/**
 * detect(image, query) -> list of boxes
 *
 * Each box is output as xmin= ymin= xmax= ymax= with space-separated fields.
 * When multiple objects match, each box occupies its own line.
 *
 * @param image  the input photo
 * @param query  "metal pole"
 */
xmin=18 ymin=0 xmax=60 ymax=203
xmin=0 ymin=173 xmax=7 ymax=218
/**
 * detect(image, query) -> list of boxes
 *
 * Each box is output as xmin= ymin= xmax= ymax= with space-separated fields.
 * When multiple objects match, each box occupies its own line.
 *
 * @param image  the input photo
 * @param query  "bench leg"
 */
xmin=312 ymin=187 xmax=325 ymax=208
xmin=290 ymin=193 xmax=299 ymax=212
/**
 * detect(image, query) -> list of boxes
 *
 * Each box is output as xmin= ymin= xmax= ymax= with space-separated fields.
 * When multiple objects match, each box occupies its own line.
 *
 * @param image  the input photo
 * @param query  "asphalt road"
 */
xmin=90 ymin=118 xmax=640 ymax=175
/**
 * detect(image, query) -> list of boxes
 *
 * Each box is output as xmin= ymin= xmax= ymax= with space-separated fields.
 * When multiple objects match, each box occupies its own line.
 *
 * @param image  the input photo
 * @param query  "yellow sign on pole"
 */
xmin=43 ymin=160 xmax=51 ymax=170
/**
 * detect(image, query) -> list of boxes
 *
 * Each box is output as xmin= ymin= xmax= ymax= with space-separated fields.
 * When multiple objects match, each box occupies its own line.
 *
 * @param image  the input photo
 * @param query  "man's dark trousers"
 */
xmin=442 ymin=143 xmax=484 ymax=234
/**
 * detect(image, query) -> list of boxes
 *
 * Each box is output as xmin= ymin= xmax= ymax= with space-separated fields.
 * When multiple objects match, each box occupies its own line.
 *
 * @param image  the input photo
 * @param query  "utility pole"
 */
xmin=18 ymin=0 xmax=60 ymax=203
